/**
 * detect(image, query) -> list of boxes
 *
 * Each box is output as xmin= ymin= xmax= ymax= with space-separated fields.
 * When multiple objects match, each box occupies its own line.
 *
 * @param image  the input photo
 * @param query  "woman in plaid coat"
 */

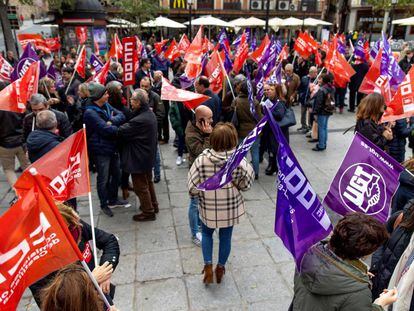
xmin=188 ymin=123 xmax=255 ymax=285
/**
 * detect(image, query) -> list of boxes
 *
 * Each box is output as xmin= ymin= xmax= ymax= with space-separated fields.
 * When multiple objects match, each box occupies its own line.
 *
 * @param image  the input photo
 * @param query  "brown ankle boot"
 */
xmin=202 ymin=264 xmax=213 ymax=284
xmin=215 ymin=265 xmax=225 ymax=284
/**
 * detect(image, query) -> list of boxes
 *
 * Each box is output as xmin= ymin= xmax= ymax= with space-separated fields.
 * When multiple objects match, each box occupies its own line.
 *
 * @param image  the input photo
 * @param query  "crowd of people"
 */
xmin=1 ymin=30 xmax=414 ymax=310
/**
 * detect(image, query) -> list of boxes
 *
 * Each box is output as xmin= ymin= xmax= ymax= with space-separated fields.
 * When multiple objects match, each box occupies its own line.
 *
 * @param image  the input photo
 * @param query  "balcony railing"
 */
xmin=224 ymin=1 xmax=242 ymax=10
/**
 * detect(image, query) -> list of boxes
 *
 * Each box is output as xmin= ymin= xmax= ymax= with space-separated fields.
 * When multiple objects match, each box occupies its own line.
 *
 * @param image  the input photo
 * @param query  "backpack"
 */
xmin=324 ymin=90 xmax=335 ymax=114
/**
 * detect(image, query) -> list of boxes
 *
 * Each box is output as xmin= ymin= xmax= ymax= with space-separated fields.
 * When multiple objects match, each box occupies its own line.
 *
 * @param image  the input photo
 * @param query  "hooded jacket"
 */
xmin=188 ymin=148 xmax=255 ymax=228
xmin=293 ymin=242 xmax=384 ymax=311
xmin=26 ymin=129 xmax=63 ymax=162
xmin=392 ymin=171 xmax=414 ymax=214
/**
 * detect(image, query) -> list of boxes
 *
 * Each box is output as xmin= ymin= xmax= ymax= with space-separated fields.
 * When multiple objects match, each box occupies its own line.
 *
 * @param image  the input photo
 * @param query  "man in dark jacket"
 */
xmin=398 ymin=49 xmax=414 ymax=74
xmin=297 ymin=66 xmax=317 ymax=132
xmin=23 ymin=94 xmax=73 ymax=141
xmin=348 ymin=57 xmax=369 ymax=112
xmin=195 ymin=76 xmax=221 ymax=125
xmin=118 ymin=89 xmax=158 ymax=221
xmin=105 ymin=62 xmax=122 ymax=85
xmin=26 ymin=110 xmax=63 ymax=163
xmin=389 ymin=118 xmax=414 ymax=163
xmin=134 ymin=58 xmax=153 ymax=89
xmin=83 ymin=82 xmax=127 ymax=217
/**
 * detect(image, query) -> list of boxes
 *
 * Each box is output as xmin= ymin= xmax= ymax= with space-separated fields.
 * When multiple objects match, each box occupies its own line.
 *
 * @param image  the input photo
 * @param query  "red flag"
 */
xmin=320 ymin=40 xmax=330 ymax=52
xmin=0 ymin=61 xmax=39 ymax=113
xmin=75 ymin=26 xmax=88 ymax=45
xmin=315 ymin=50 xmax=322 ymax=66
xmin=294 ymin=32 xmax=317 ymax=59
xmin=164 ymin=39 xmax=181 ymax=62
xmin=278 ymin=44 xmax=289 ymax=61
xmin=108 ymin=34 xmax=123 ymax=60
xmin=204 ymin=51 xmax=224 ymax=94
xmin=161 ymin=77 xmax=210 ymax=110
xmin=45 ymin=37 xmax=61 ymax=52
xmin=184 ymin=27 xmax=204 ymax=79
xmin=0 ymin=55 xmax=13 ymax=81
xmin=155 ymin=39 xmax=169 ymax=54
xmin=233 ymin=32 xmax=249 ymax=74
xmin=202 ymin=37 xmax=214 ymax=53
xmin=90 ymin=60 xmax=110 ymax=85
xmin=0 ymin=182 xmax=80 ymax=310
xmin=94 ymin=41 xmax=100 ymax=55
xmin=17 ymin=33 xmax=50 ymax=53
xmin=74 ymin=46 xmax=86 ymax=79
xmin=14 ymin=129 xmax=89 ymax=202
xmin=122 ymin=37 xmax=137 ymax=86
xmin=325 ymin=38 xmax=355 ymax=88
xmin=250 ymin=34 xmax=270 ymax=63
xmin=136 ymin=36 xmax=143 ymax=59
xmin=178 ymin=34 xmax=191 ymax=52
xmin=382 ymin=66 xmax=414 ymax=122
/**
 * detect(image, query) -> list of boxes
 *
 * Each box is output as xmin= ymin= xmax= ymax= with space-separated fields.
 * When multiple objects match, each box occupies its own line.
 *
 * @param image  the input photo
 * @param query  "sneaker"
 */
xmin=101 ymin=206 xmax=114 ymax=217
xmin=108 ymin=199 xmax=132 ymax=209
xmin=192 ymin=235 xmax=202 ymax=247
xmin=196 ymin=232 xmax=203 ymax=242
xmin=154 ymin=176 xmax=161 ymax=183
xmin=176 ymin=156 xmax=183 ymax=166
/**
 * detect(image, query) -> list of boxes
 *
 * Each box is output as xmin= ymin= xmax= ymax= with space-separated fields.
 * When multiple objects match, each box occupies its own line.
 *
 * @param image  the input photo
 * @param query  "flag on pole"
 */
xmin=381 ymin=66 xmax=414 ymax=122
xmin=75 ymin=26 xmax=88 ymax=45
xmin=217 ymin=28 xmax=231 ymax=54
xmin=245 ymin=67 xmax=259 ymax=120
xmin=10 ymin=43 xmax=39 ymax=81
xmin=90 ymin=61 xmax=110 ymax=85
xmin=161 ymin=77 xmax=210 ymax=110
xmin=46 ymin=64 xmax=64 ymax=88
xmin=262 ymin=38 xmax=281 ymax=78
xmin=14 ymin=129 xmax=89 ymax=202
xmin=184 ymin=27 xmax=204 ymax=79
xmin=17 ymin=33 xmax=50 ymax=54
xmin=164 ymin=39 xmax=181 ymax=62
xmin=0 ymin=181 xmax=80 ymax=310
xmin=204 ymin=51 xmax=225 ymax=94
xmin=155 ymin=39 xmax=169 ymax=54
xmin=278 ymin=44 xmax=289 ymax=61
xmin=380 ymin=32 xmax=405 ymax=91
xmin=294 ymin=32 xmax=317 ymax=59
xmin=255 ymin=66 xmax=265 ymax=101
xmin=233 ymin=32 xmax=249 ymax=74
xmin=323 ymin=132 xmax=404 ymax=223
xmin=264 ymin=103 xmax=332 ymax=269
xmin=74 ymin=45 xmax=87 ymax=79
xmin=325 ymin=38 xmax=356 ymax=88
xmin=178 ymin=34 xmax=191 ymax=53
xmin=0 ymin=61 xmax=39 ymax=113
xmin=250 ymin=34 xmax=270 ymax=63
xmin=90 ymin=54 xmax=104 ymax=74
xmin=108 ymin=34 xmax=123 ymax=60
xmin=44 ymin=37 xmax=61 ymax=52
xmin=0 ymin=55 xmax=13 ymax=81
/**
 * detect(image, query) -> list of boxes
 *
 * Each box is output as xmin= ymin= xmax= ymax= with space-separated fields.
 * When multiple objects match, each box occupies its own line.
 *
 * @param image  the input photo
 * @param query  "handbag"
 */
xmin=277 ymin=104 xmax=297 ymax=128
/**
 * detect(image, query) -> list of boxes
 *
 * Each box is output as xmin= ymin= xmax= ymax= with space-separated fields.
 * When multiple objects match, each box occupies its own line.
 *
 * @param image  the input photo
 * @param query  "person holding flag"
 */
xmin=348 ymin=56 xmax=369 ymax=113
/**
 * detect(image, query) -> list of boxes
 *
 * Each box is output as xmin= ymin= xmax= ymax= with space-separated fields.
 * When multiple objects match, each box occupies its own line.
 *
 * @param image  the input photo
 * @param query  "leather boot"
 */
xmin=215 ymin=264 xmax=226 ymax=284
xmin=132 ymin=213 xmax=156 ymax=222
xmin=122 ymin=188 xmax=129 ymax=200
xmin=202 ymin=264 xmax=213 ymax=284
xmin=265 ymin=155 xmax=273 ymax=172
xmin=265 ymin=154 xmax=277 ymax=176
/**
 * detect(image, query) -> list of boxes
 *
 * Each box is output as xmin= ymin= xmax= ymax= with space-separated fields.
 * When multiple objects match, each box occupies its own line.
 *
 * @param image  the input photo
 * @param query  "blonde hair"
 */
xmin=56 ymin=203 xmax=81 ymax=228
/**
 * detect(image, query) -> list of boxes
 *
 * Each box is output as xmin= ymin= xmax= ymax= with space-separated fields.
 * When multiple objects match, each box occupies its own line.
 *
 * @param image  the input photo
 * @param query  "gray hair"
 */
xmin=30 ymin=94 xmax=48 ymax=106
xmin=132 ymin=88 xmax=148 ymax=105
xmin=233 ymin=74 xmax=246 ymax=85
xmin=36 ymin=110 xmax=57 ymax=130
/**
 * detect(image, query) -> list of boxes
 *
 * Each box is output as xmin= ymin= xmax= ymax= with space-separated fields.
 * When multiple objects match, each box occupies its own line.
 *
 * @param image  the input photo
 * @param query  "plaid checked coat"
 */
xmin=188 ymin=148 xmax=255 ymax=228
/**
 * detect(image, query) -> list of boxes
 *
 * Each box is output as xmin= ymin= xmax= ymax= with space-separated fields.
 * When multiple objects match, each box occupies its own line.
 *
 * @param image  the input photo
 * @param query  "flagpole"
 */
xmin=65 ymin=45 xmax=84 ymax=95
xmin=82 ymin=124 xmax=99 ymax=265
xmin=314 ymin=67 xmax=326 ymax=84
xmin=42 ymin=80 xmax=51 ymax=99
xmin=29 ymin=168 xmax=111 ymax=310
xmin=217 ymin=52 xmax=236 ymax=100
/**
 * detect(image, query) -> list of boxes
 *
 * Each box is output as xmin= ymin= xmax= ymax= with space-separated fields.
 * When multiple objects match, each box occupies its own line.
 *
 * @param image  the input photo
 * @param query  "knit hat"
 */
xmin=88 ymin=82 xmax=107 ymax=101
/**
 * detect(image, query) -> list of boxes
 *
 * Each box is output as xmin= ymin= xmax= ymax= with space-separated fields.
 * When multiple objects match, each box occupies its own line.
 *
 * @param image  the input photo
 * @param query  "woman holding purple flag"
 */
xmin=188 ymin=123 xmax=254 ymax=284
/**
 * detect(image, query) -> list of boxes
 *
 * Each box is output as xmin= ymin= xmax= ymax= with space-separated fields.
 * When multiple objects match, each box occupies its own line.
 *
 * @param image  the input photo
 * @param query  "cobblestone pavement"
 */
xmin=0 ymin=106 xmax=357 ymax=311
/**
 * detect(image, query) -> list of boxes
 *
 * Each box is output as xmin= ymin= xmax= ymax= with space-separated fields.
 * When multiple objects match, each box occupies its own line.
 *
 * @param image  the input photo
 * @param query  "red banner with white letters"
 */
xmin=17 ymin=33 xmax=50 ymax=53
xmin=122 ymin=37 xmax=137 ymax=86
xmin=0 ymin=184 xmax=79 ymax=310
xmin=14 ymin=129 xmax=89 ymax=202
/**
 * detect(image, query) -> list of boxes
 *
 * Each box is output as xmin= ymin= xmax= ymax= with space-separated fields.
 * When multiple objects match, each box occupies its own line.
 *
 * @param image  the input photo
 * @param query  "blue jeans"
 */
xmin=239 ymin=137 xmax=260 ymax=176
xmin=177 ymin=133 xmax=185 ymax=157
xmin=188 ymin=197 xmax=200 ymax=237
xmin=153 ymin=144 xmax=160 ymax=179
xmin=201 ymin=223 xmax=234 ymax=266
xmin=94 ymin=153 xmax=121 ymax=208
xmin=317 ymin=115 xmax=329 ymax=150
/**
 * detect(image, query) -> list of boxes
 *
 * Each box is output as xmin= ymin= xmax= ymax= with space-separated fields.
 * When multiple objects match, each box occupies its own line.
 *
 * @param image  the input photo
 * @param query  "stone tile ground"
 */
xmin=0 ymin=106 xmax=358 ymax=310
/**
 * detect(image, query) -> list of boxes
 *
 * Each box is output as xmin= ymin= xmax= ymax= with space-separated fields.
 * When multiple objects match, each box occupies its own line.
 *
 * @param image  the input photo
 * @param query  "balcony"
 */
xmin=197 ymin=0 xmax=214 ymax=9
xmin=224 ymin=1 xmax=242 ymax=10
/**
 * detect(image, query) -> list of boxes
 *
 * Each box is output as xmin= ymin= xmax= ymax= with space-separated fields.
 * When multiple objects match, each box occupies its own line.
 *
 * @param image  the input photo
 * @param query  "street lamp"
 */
xmin=265 ymin=0 xmax=271 ymax=34
xmin=389 ymin=0 xmax=398 ymax=37
xmin=188 ymin=0 xmax=193 ymax=39
xmin=301 ymin=1 xmax=308 ymax=32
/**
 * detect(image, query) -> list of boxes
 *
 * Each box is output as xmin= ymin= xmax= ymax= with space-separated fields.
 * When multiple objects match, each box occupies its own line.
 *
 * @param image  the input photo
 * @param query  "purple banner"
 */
xmin=222 ymin=48 xmax=233 ymax=74
xmin=245 ymin=67 xmax=258 ymax=120
xmin=90 ymin=54 xmax=104 ymax=73
xmin=11 ymin=43 xmax=39 ymax=81
xmin=323 ymin=132 xmax=404 ymax=223
xmin=92 ymin=28 xmax=107 ymax=52
xmin=264 ymin=104 xmax=332 ymax=269
xmin=255 ymin=66 xmax=265 ymax=102
xmin=197 ymin=103 xmax=274 ymax=191
xmin=267 ymin=62 xmax=282 ymax=85
xmin=179 ymin=74 xmax=194 ymax=90
xmin=353 ymin=36 xmax=366 ymax=59
xmin=46 ymin=64 xmax=64 ymax=88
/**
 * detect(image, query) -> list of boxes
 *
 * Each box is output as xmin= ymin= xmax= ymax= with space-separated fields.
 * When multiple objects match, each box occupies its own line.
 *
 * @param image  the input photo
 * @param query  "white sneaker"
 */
xmin=176 ymin=156 xmax=183 ymax=166
xmin=196 ymin=232 xmax=202 ymax=242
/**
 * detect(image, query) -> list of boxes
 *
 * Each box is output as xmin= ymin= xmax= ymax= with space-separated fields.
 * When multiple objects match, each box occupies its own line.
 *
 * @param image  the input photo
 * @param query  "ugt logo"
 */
xmin=339 ymin=163 xmax=386 ymax=215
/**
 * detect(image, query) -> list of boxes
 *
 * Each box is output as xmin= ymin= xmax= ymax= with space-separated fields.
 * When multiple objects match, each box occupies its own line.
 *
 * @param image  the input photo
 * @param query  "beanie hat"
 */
xmin=88 ymin=82 xmax=107 ymax=101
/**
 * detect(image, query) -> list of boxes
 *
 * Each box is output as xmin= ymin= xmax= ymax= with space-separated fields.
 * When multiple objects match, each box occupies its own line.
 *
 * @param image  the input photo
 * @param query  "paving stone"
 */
xmin=172 ymin=207 xmax=190 ymax=226
xmin=228 ymin=240 xmax=274 ymax=269
xmin=136 ymin=226 xmax=178 ymax=254
xmin=262 ymin=237 xmax=293 ymax=264
xmin=232 ymin=265 xmax=292 ymax=303
xmin=136 ymin=209 xmax=174 ymax=229
xmin=175 ymin=225 xmax=195 ymax=249
xmin=278 ymin=262 xmax=296 ymax=291
xmin=246 ymin=204 xmax=275 ymax=238
xmin=136 ymin=249 xmax=182 ymax=281
xmin=98 ymin=211 xmax=138 ymax=232
xmin=167 ymin=179 xmax=189 ymax=193
xmin=186 ymin=273 xmax=241 ymax=311
xmin=136 ymin=278 xmax=188 ymax=311
xmin=17 ymin=298 xmax=39 ymax=311
xmin=231 ymin=217 xmax=260 ymax=242
xmin=114 ymin=230 xmax=137 ymax=255
xmin=112 ymin=254 xmax=136 ymax=285
xmin=243 ymin=182 xmax=268 ymax=201
xmin=170 ymin=193 xmax=190 ymax=208
xmin=248 ymin=299 xmax=292 ymax=311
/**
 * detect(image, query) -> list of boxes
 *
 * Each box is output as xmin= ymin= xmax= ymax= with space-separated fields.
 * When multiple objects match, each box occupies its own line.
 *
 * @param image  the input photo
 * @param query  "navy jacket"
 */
xmin=83 ymin=102 xmax=125 ymax=157
xmin=202 ymin=89 xmax=222 ymax=125
xmin=389 ymin=118 xmax=414 ymax=163
xmin=27 ymin=130 xmax=63 ymax=162
xmin=392 ymin=171 xmax=414 ymax=214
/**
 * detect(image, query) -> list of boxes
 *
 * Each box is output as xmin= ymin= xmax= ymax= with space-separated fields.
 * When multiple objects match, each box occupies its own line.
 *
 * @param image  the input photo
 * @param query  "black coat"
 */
xmin=389 ymin=118 xmax=414 ymax=163
xmin=23 ymin=109 xmax=73 ymax=142
xmin=134 ymin=69 xmax=153 ymax=89
xmin=0 ymin=111 xmax=24 ymax=148
xmin=399 ymin=56 xmax=414 ymax=74
xmin=314 ymin=83 xmax=335 ymax=116
xmin=118 ymin=104 xmax=157 ymax=174
xmin=355 ymin=119 xmax=388 ymax=151
xmin=29 ymin=220 xmax=120 ymax=306
xmin=202 ymin=89 xmax=222 ymax=125
xmin=349 ymin=62 xmax=369 ymax=91
xmin=371 ymin=205 xmax=414 ymax=300
xmin=27 ymin=130 xmax=63 ymax=162
xmin=392 ymin=171 xmax=414 ymax=214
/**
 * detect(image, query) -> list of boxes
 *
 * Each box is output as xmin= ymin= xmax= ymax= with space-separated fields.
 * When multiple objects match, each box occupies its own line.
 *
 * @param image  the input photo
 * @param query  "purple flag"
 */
xmin=46 ymin=64 xmax=64 ymax=88
xmin=260 ymin=36 xmax=280 ymax=78
xmin=323 ymin=132 xmax=404 ymax=223
xmin=197 ymin=103 xmax=275 ymax=191
xmin=255 ymin=66 xmax=265 ymax=102
xmin=232 ymin=35 xmax=241 ymax=48
xmin=264 ymin=103 xmax=332 ymax=269
xmin=90 ymin=54 xmax=104 ymax=73
xmin=245 ymin=67 xmax=258 ymax=120
xmin=267 ymin=62 xmax=282 ymax=85
xmin=217 ymin=28 xmax=230 ymax=52
xmin=370 ymin=39 xmax=381 ymax=61
xmin=222 ymin=48 xmax=233 ymax=74
xmin=179 ymin=74 xmax=194 ymax=90
xmin=380 ymin=32 xmax=405 ymax=90
xmin=250 ymin=35 xmax=257 ymax=52
xmin=141 ymin=45 xmax=148 ymax=59
xmin=11 ymin=43 xmax=39 ymax=81
xmin=337 ymin=40 xmax=346 ymax=55
xmin=353 ymin=36 xmax=366 ymax=59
